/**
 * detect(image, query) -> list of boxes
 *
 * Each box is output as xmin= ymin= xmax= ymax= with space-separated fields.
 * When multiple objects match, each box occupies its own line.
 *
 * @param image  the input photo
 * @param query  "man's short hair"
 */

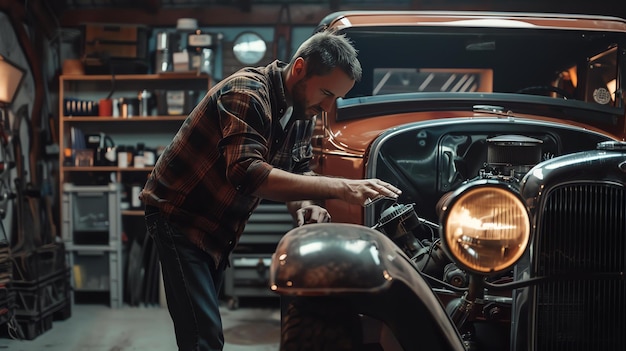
xmin=290 ymin=31 xmax=362 ymax=82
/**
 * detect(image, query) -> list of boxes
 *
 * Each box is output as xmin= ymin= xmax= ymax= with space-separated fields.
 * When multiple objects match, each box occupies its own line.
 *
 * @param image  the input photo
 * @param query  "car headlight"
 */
xmin=440 ymin=182 xmax=530 ymax=274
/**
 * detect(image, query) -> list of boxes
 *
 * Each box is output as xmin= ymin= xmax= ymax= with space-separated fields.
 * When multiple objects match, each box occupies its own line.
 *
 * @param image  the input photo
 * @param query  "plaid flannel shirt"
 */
xmin=140 ymin=60 xmax=314 ymax=267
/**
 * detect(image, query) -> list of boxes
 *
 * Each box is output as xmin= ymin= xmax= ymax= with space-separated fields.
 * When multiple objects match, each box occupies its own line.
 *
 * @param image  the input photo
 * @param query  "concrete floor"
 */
xmin=0 ymin=301 xmax=281 ymax=351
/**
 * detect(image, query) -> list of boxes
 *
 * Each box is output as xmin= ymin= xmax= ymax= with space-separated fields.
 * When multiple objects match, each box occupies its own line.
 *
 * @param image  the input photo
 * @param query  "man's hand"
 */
xmin=341 ymin=178 xmax=402 ymax=207
xmin=294 ymin=204 xmax=331 ymax=226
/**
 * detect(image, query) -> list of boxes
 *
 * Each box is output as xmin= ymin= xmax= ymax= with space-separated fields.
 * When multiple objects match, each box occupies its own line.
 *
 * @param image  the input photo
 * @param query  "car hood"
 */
xmin=327 ymin=93 xmax=623 ymax=154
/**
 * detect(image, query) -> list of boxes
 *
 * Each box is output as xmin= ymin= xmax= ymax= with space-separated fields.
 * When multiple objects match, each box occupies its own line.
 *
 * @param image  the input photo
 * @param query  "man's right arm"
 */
xmin=252 ymin=167 xmax=401 ymax=207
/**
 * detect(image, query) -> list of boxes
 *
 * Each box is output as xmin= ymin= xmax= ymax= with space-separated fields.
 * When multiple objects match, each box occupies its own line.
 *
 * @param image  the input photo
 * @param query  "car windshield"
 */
xmin=343 ymin=26 xmax=624 ymax=110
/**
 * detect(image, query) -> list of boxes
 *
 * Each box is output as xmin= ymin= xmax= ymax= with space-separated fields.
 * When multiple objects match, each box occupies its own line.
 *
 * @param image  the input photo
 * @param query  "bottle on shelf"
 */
xmin=138 ymin=90 xmax=152 ymax=117
xmin=117 ymin=146 xmax=129 ymax=168
xmin=134 ymin=143 xmax=146 ymax=168
xmin=155 ymin=31 xmax=176 ymax=73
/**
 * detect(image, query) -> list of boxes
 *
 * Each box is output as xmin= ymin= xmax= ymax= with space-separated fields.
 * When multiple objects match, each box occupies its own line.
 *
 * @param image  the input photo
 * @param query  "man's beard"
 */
xmin=291 ymin=79 xmax=309 ymax=118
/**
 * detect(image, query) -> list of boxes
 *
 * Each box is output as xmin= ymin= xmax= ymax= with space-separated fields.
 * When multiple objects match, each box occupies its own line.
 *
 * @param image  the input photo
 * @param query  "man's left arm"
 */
xmin=285 ymin=170 xmax=331 ymax=225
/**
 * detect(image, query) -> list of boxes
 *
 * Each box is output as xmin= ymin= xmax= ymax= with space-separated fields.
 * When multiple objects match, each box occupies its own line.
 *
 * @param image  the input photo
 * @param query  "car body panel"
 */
xmin=307 ymin=11 xmax=626 ymax=225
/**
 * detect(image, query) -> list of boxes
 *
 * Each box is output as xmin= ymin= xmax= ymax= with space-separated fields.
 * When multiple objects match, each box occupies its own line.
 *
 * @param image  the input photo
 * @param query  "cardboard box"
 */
xmin=83 ymin=23 xmax=148 ymax=60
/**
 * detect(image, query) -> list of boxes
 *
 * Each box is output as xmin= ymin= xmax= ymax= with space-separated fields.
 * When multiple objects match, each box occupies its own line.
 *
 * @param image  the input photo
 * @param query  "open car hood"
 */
xmin=319 ymin=11 xmax=626 ymax=139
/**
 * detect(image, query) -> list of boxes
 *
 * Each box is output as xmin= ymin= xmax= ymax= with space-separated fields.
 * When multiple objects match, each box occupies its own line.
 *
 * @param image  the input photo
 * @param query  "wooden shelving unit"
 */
xmin=58 ymin=73 xmax=211 ymax=306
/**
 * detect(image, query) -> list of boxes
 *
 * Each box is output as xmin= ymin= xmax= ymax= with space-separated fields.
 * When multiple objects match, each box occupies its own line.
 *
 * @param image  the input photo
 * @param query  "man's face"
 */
xmin=292 ymin=67 xmax=355 ymax=119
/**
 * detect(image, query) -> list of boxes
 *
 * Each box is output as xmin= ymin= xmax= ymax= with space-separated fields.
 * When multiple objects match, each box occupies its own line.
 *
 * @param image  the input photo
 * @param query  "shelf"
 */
xmin=60 ymin=73 xmax=211 ymax=308
xmin=73 ymin=287 xmax=110 ymax=292
xmin=59 ymin=73 xmax=209 ymax=184
xmin=62 ymin=116 xmax=187 ymax=121
xmin=61 ymin=72 xmax=210 ymax=81
xmin=66 ymin=244 xmax=119 ymax=252
xmin=122 ymin=210 xmax=144 ymax=216
xmin=64 ymin=166 xmax=153 ymax=172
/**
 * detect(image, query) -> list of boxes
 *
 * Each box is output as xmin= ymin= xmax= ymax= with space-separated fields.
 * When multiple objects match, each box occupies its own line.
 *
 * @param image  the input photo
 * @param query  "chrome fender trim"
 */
xmin=270 ymin=223 xmax=425 ymax=295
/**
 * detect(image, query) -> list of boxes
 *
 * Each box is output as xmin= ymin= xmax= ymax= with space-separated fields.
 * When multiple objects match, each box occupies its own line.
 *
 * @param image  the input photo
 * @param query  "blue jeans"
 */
xmin=145 ymin=207 xmax=227 ymax=351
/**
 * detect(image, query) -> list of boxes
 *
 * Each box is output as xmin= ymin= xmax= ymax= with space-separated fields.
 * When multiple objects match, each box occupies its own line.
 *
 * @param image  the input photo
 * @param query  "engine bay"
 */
xmin=367 ymin=118 xmax=612 ymax=224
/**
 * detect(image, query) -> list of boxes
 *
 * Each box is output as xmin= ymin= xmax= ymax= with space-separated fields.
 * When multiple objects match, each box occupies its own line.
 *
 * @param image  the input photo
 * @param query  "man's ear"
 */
xmin=292 ymin=57 xmax=306 ymax=79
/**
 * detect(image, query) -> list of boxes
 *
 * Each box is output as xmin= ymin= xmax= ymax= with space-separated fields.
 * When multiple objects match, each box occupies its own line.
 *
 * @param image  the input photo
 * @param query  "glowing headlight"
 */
xmin=441 ymin=184 xmax=530 ymax=274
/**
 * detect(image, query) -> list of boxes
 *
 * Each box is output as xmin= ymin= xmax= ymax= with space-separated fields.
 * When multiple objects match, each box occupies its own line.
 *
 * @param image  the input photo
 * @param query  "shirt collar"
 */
xmin=266 ymin=60 xmax=290 ymax=127
xmin=279 ymin=106 xmax=293 ymax=129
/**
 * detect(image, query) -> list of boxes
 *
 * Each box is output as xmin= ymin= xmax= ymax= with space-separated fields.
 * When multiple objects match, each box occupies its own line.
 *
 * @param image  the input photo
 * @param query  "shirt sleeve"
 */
xmin=216 ymin=88 xmax=274 ymax=195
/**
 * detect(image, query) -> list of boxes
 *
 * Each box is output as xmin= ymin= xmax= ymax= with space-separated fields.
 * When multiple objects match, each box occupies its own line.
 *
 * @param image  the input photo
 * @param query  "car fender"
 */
xmin=269 ymin=222 xmax=424 ymax=293
xmin=269 ymin=222 xmax=466 ymax=350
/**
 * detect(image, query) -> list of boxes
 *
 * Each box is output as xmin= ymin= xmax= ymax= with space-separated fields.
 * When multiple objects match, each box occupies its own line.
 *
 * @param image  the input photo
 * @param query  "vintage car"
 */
xmin=270 ymin=11 xmax=626 ymax=351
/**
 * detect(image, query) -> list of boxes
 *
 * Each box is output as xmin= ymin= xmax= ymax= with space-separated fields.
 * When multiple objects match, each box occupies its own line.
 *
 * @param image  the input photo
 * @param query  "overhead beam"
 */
xmin=54 ymin=1 xmax=626 ymax=28
xmin=60 ymin=4 xmax=337 ymax=27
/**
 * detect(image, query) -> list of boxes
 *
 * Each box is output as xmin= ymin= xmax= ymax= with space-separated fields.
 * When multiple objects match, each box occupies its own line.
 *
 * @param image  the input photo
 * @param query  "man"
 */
xmin=140 ymin=30 xmax=402 ymax=350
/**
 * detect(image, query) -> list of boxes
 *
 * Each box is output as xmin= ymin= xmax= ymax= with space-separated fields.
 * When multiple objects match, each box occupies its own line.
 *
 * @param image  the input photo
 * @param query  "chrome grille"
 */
xmin=535 ymin=183 xmax=626 ymax=350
